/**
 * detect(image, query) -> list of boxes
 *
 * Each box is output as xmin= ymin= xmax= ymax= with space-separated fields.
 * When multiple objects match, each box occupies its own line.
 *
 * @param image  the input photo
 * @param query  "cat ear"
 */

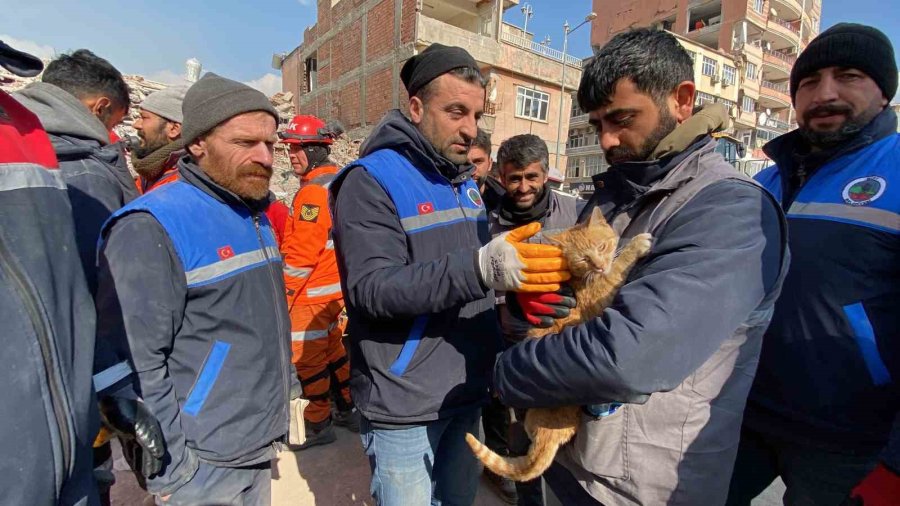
xmin=588 ymin=207 xmax=608 ymax=226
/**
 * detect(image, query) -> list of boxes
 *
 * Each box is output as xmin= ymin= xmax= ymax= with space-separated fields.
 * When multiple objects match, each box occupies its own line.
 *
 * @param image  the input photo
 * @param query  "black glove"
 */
xmin=99 ymin=396 xmax=165 ymax=478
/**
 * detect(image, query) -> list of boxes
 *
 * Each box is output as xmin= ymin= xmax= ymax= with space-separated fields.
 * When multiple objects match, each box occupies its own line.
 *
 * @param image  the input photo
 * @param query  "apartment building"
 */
xmin=277 ymin=0 xmax=585 ymax=180
xmin=566 ymin=32 xmax=742 ymax=196
xmin=588 ymin=0 xmax=822 ymax=159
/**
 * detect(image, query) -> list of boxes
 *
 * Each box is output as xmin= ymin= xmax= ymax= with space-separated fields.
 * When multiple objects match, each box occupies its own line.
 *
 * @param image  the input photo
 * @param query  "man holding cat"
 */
xmin=492 ymin=28 xmax=789 ymax=505
xmin=330 ymin=44 xmax=569 ymax=505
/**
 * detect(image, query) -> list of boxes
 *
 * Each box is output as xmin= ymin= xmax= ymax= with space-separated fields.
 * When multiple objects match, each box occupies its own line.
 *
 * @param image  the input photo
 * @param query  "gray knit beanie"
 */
xmin=181 ymin=73 xmax=279 ymax=143
xmin=141 ymin=85 xmax=189 ymax=123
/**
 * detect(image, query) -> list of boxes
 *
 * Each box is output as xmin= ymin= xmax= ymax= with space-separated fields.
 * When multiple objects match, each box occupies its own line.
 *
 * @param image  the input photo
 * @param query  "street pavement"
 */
xmin=109 ymin=427 xmax=510 ymax=505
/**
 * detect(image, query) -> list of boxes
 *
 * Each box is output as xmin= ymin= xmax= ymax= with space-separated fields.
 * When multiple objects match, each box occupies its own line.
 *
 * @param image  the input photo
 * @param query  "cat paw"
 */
xmin=631 ymin=233 xmax=653 ymax=255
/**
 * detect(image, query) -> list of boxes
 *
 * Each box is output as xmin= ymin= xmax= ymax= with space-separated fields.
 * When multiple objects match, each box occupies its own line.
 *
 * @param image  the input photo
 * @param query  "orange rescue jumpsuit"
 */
xmin=281 ymin=164 xmax=352 ymax=423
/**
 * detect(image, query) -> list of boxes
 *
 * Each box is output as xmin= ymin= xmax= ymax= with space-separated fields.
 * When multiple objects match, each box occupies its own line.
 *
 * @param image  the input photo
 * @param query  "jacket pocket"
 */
xmin=183 ymin=340 xmax=231 ymax=416
xmin=843 ymin=302 xmax=892 ymax=386
xmin=388 ymin=316 xmax=429 ymax=376
xmin=569 ymin=406 xmax=629 ymax=480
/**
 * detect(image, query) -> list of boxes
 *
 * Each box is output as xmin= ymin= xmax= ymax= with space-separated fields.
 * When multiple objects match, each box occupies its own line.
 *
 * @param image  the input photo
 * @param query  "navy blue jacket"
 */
xmin=745 ymin=108 xmax=900 ymax=469
xmin=1 ymin=92 xmax=99 ymax=505
xmin=330 ymin=110 xmax=499 ymax=424
xmin=493 ymin=138 xmax=784 ymax=408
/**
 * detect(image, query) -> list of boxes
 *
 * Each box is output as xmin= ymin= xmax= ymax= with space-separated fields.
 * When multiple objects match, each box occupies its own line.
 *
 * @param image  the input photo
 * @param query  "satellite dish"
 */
xmin=758 ymin=111 xmax=769 ymax=126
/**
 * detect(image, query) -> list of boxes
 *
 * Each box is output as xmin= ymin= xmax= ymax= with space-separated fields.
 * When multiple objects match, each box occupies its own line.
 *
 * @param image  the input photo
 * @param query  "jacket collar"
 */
xmin=176 ymin=154 xmax=272 ymax=214
xmin=763 ymin=107 xmax=898 ymax=174
xmin=360 ymin=109 xmax=474 ymax=184
xmin=301 ymin=164 xmax=339 ymax=183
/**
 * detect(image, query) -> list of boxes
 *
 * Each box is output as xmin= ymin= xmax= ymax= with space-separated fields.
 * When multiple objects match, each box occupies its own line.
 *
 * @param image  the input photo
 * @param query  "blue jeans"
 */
xmin=360 ymin=409 xmax=482 ymax=506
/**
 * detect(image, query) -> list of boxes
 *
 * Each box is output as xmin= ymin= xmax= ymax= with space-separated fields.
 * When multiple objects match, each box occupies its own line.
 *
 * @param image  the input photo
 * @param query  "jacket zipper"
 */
xmin=253 ymin=214 xmax=291 ymax=433
xmin=0 ymin=234 xmax=73 ymax=494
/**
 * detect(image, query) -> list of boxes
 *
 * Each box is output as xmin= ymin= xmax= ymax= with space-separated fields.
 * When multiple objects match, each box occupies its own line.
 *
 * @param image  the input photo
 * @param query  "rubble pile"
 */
xmin=0 ymin=67 xmax=367 ymax=203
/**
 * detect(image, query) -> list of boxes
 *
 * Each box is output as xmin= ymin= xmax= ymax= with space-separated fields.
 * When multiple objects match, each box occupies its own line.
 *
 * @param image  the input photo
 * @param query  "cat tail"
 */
xmin=465 ymin=429 xmax=560 ymax=482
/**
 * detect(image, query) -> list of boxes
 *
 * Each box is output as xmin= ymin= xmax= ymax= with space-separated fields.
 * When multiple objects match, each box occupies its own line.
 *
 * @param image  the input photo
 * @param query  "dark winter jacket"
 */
xmin=330 ymin=109 xmax=498 ymax=424
xmin=493 ymin=127 xmax=788 ymax=504
xmin=14 ymin=82 xmax=139 ymax=294
xmin=746 ymin=107 xmax=900 ymax=471
xmin=0 ymin=91 xmax=99 ymax=506
xmin=96 ymin=157 xmax=293 ymax=495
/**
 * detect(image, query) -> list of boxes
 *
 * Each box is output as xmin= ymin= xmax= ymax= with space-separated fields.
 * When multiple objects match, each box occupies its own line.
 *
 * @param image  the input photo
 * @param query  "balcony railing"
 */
xmin=770 ymin=17 xmax=800 ymax=36
xmin=570 ymin=113 xmax=589 ymax=124
xmin=763 ymin=49 xmax=796 ymax=65
xmin=500 ymin=31 xmax=583 ymax=68
xmin=762 ymin=117 xmax=791 ymax=130
xmin=762 ymin=80 xmax=790 ymax=93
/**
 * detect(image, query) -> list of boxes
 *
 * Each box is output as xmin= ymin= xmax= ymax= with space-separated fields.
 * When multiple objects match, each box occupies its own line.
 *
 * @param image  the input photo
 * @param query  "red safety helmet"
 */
xmin=279 ymin=115 xmax=334 ymax=145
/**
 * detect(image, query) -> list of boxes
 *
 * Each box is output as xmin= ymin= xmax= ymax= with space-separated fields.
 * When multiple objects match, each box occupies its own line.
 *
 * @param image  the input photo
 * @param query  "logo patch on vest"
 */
xmin=217 ymin=246 xmax=235 ymax=260
xmin=417 ymin=202 xmax=434 ymax=215
xmin=300 ymin=204 xmax=320 ymax=222
xmin=842 ymin=176 xmax=886 ymax=206
xmin=467 ymin=188 xmax=483 ymax=208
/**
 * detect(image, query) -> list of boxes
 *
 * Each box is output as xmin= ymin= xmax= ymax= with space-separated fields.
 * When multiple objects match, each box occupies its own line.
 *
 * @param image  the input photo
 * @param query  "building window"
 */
xmin=702 ymin=56 xmax=718 ymax=77
xmin=717 ymin=97 xmax=736 ymax=111
xmin=305 ymin=56 xmax=317 ymax=93
xmin=516 ymin=86 xmax=550 ymax=122
xmin=742 ymin=95 xmax=756 ymax=113
xmin=695 ymin=91 xmax=716 ymax=107
xmin=752 ymin=0 xmax=764 ymax=14
xmin=723 ymin=65 xmax=736 ymax=85
xmin=584 ymin=155 xmax=607 ymax=177
xmin=745 ymin=62 xmax=758 ymax=81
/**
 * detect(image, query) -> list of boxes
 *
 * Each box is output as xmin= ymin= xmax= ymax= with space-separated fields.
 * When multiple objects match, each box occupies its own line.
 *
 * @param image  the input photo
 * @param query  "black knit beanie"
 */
xmin=182 ymin=72 xmax=279 ymax=143
xmin=401 ymin=43 xmax=481 ymax=97
xmin=791 ymin=23 xmax=897 ymax=103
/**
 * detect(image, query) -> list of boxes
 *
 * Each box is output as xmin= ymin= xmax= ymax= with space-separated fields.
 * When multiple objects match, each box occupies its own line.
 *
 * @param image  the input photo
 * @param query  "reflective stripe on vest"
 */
xmin=284 ymin=263 xmax=312 ymax=278
xmin=307 ymin=282 xmax=341 ymax=297
xmin=291 ymin=329 xmax=329 ymax=341
xmin=187 ymin=246 xmax=280 ymax=286
xmin=756 ymin=134 xmax=900 ymax=234
xmin=92 ymin=360 xmax=133 ymax=392
xmin=351 ymin=149 xmax=487 ymax=236
xmin=0 ymin=163 xmax=66 ymax=192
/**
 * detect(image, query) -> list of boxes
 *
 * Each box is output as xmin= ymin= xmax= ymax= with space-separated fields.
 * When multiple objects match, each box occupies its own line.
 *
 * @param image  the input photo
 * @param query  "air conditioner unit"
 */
xmin=710 ymin=74 xmax=720 ymax=84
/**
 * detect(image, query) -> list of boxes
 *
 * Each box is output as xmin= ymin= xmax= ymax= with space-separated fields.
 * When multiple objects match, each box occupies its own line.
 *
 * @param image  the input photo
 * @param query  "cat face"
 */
xmin=548 ymin=208 xmax=619 ymax=279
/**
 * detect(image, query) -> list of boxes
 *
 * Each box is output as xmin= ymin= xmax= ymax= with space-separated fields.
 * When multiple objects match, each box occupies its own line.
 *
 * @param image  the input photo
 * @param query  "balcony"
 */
xmin=765 ymin=17 xmax=801 ymax=49
xmin=569 ymin=113 xmax=589 ymax=128
xmin=416 ymin=15 xmax=501 ymax=66
xmin=565 ymin=144 xmax=603 ymax=156
xmin=761 ymin=49 xmax=795 ymax=80
xmin=769 ymin=0 xmax=803 ymax=20
xmin=500 ymin=30 xmax=583 ymax=68
xmin=687 ymin=0 xmax=723 ymax=49
xmin=760 ymin=80 xmax=791 ymax=109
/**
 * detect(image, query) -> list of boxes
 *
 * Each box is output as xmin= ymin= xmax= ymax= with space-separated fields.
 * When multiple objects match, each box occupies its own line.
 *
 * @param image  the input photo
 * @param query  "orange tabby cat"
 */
xmin=465 ymin=208 xmax=653 ymax=482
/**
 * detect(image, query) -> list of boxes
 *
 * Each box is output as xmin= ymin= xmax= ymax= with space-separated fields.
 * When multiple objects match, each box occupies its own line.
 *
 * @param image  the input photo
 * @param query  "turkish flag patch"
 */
xmin=417 ymin=202 xmax=435 ymax=215
xmin=217 ymin=246 xmax=235 ymax=260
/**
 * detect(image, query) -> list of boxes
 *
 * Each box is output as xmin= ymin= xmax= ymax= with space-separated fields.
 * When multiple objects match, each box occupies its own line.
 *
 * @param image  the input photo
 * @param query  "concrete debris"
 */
xmin=1 ymin=67 xmax=368 ymax=205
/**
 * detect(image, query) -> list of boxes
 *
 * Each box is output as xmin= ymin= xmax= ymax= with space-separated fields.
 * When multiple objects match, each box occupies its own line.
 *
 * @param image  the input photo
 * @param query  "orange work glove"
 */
xmin=477 ymin=222 xmax=570 ymax=292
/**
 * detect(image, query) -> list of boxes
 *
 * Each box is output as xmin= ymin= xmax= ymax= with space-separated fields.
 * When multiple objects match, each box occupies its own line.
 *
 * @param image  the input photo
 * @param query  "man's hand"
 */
xmin=477 ymin=222 xmax=570 ymax=292
xmin=509 ymin=286 xmax=576 ymax=328
xmin=843 ymin=464 xmax=900 ymax=506
xmin=99 ymin=396 xmax=165 ymax=478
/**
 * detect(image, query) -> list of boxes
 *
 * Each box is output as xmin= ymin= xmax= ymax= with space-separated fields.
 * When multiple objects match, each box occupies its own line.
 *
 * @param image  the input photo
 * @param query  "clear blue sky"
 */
xmin=2 ymin=0 xmax=898 ymax=97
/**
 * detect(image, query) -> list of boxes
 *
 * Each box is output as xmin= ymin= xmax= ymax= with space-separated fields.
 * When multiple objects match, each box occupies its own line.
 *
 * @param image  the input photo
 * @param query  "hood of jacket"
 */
xmin=360 ymin=109 xmax=474 ymax=183
xmin=14 ymin=82 xmax=109 ymax=145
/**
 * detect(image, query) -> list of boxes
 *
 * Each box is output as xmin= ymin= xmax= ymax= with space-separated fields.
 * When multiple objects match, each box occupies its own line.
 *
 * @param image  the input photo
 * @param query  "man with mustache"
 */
xmin=484 ymin=133 xmax=582 ymax=504
xmin=133 ymin=85 xmax=189 ymax=193
xmin=330 ymin=43 xmax=568 ymax=505
xmin=95 ymin=73 xmax=297 ymax=505
xmin=727 ymin=23 xmax=900 ymax=506
xmin=491 ymin=28 xmax=788 ymax=505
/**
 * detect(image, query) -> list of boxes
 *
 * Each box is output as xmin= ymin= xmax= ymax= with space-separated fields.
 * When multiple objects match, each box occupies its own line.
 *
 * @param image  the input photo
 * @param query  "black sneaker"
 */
xmin=289 ymin=418 xmax=337 ymax=451
xmin=484 ymin=469 xmax=518 ymax=505
xmin=333 ymin=408 xmax=360 ymax=433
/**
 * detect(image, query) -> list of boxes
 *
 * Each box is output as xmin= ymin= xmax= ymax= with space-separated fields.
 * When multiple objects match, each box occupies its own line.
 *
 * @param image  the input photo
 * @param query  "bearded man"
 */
xmin=95 ymin=73 xmax=297 ymax=506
